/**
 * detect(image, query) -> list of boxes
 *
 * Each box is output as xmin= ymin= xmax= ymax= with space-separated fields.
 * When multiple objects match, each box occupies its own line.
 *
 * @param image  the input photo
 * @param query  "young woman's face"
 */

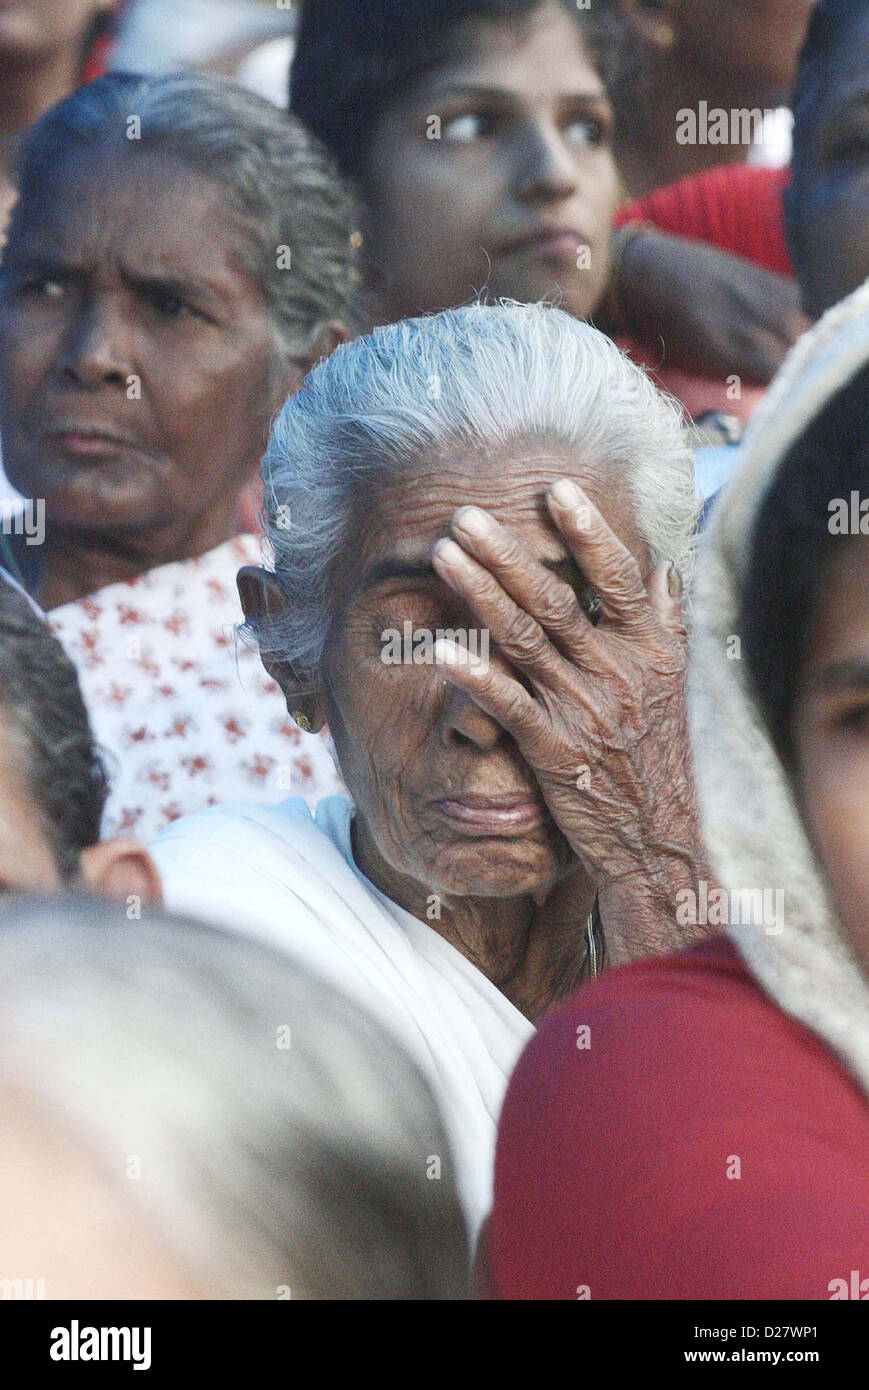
xmin=794 ymin=534 xmax=869 ymax=972
xmin=361 ymin=1 xmax=618 ymax=321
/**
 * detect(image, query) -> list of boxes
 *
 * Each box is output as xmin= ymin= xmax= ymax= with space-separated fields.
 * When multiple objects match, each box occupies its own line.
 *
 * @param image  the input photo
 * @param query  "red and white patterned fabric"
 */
xmin=49 ymin=535 xmax=345 ymax=843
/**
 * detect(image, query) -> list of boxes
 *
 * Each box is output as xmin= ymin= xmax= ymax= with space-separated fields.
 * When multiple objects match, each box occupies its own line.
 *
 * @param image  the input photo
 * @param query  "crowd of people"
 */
xmin=0 ymin=0 xmax=867 ymax=1302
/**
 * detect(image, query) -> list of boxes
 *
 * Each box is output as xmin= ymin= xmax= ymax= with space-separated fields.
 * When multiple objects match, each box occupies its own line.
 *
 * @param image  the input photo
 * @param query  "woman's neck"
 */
xmin=351 ymin=811 xmax=596 ymax=1021
xmin=33 ymin=512 xmax=240 ymax=610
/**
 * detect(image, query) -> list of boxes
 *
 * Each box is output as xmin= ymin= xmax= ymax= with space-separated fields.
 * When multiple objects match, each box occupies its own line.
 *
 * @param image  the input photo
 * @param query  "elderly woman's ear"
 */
xmin=237 ymin=566 xmax=326 ymax=732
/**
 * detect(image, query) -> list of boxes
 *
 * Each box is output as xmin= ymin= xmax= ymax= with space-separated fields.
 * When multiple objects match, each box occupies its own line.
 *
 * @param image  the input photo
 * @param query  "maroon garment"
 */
xmin=488 ymin=937 xmax=869 ymax=1300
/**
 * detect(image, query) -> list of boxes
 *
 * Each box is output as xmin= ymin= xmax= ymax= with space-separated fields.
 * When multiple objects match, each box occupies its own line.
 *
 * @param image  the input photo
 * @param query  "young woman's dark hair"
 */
xmin=0 ymin=578 xmax=107 ymax=877
xmin=741 ymin=360 xmax=869 ymax=767
xmin=289 ymin=0 xmax=625 ymax=178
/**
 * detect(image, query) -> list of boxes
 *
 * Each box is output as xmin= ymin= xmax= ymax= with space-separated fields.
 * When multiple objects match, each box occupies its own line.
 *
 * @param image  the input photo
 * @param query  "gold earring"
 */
xmin=291 ymin=710 xmax=312 ymax=732
xmin=655 ymin=21 xmax=676 ymax=49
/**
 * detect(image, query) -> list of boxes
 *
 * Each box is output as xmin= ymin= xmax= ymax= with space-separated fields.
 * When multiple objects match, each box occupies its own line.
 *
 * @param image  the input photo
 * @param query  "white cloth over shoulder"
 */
xmin=151 ymin=795 xmax=536 ymax=1233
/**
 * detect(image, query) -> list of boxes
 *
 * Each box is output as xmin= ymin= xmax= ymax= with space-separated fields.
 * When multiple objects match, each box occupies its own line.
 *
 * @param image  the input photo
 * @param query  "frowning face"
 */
xmin=0 ymin=146 xmax=281 ymax=544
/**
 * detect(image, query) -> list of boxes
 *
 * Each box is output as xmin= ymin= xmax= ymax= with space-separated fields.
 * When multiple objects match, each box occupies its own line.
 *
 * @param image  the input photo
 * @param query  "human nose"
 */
xmin=60 ymin=296 xmax=133 ymax=388
xmin=439 ymin=648 xmax=524 ymax=753
xmin=512 ymin=120 xmax=580 ymax=205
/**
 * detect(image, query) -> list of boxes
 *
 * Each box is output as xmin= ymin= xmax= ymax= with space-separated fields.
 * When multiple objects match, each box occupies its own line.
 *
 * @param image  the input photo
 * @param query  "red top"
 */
xmin=487 ymin=937 xmax=869 ymax=1300
xmin=616 ymin=164 xmax=793 ymax=278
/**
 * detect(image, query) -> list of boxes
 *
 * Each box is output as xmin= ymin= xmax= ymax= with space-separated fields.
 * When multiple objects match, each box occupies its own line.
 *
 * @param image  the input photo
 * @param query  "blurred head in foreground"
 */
xmin=0 ymin=896 xmax=469 ymax=1299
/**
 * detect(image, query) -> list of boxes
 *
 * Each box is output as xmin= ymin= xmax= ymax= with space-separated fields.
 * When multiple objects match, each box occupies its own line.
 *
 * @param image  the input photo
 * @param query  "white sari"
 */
xmin=151 ymin=795 xmax=536 ymax=1233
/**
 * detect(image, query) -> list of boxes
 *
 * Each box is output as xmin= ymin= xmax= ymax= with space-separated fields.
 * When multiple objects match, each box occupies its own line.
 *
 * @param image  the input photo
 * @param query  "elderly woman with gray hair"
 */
xmin=0 ymin=896 xmax=468 ymax=1299
xmin=0 ymin=70 xmax=369 ymax=841
xmin=154 ymin=301 xmax=714 ymax=1231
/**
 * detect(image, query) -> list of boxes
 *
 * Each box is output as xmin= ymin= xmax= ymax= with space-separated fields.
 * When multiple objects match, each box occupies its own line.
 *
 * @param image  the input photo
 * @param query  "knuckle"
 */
xmin=502 ymin=609 xmax=546 ymax=657
xmin=605 ymin=551 xmax=643 ymax=596
xmin=501 ymin=684 xmax=532 ymax=729
xmin=544 ymin=585 xmax=580 ymax=629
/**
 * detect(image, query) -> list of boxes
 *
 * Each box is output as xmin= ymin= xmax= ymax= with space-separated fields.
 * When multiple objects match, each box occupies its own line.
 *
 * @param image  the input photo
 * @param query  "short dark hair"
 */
xmin=741 ymin=361 xmax=869 ymax=768
xmin=0 ymin=579 xmax=107 ymax=877
xmin=289 ymin=0 xmax=626 ymax=178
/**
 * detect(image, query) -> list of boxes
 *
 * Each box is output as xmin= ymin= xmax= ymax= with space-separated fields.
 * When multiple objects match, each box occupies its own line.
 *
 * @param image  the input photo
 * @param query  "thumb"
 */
xmin=646 ymin=560 xmax=686 ymax=636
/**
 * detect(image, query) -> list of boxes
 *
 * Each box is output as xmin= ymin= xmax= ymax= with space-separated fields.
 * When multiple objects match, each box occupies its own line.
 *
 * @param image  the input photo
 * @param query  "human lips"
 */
xmin=437 ymin=792 xmax=548 ymax=834
xmin=43 ymin=424 xmax=142 ymax=459
xmin=498 ymin=225 xmax=589 ymax=264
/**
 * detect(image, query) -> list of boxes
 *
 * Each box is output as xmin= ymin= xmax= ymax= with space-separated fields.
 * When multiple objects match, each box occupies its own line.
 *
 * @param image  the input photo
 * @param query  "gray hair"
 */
xmin=251 ymin=301 xmax=698 ymax=683
xmin=0 ymin=897 xmax=469 ymax=1299
xmin=6 ymin=71 xmax=371 ymax=363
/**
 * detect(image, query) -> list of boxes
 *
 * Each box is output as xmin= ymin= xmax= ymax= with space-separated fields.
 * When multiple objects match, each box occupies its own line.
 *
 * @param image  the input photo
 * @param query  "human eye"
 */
xmin=564 ymin=115 xmax=606 ymax=149
xmin=840 ymin=701 xmax=869 ymax=735
xmin=18 ymin=274 xmax=67 ymax=300
xmin=368 ymin=581 xmax=465 ymax=641
xmin=441 ymin=111 xmax=493 ymax=144
xmin=826 ymin=109 xmax=869 ymax=164
xmin=147 ymin=286 xmax=194 ymax=320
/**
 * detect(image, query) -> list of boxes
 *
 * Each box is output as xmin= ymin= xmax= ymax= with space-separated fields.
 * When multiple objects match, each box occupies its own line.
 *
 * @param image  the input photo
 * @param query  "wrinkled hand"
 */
xmin=431 ymin=480 xmax=711 ymax=965
xmin=616 ymin=231 xmax=809 ymax=385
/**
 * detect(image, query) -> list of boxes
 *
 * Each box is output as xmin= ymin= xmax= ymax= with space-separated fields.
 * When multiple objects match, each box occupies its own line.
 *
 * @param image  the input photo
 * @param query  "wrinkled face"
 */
xmin=361 ymin=1 xmax=618 ymax=321
xmin=0 ymin=147 xmax=281 ymax=537
xmin=787 ymin=10 xmax=869 ymax=320
xmin=0 ymin=0 xmax=115 ymax=65
xmin=794 ymin=535 xmax=869 ymax=973
xmin=674 ymin=0 xmax=813 ymax=102
xmin=0 ymin=726 xmax=60 ymax=892
xmin=321 ymin=445 xmax=650 ymax=902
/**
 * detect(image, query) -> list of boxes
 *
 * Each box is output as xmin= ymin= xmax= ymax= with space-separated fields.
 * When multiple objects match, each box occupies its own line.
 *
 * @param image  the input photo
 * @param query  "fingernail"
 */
xmin=454 ymin=507 xmax=491 ymax=537
xmin=433 ymin=538 xmax=466 ymax=567
xmin=551 ymin=479 xmax=582 ymax=509
xmin=434 ymin=638 xmax=462 ymax=665
xmin=667 ymin=562 xmax=683 ymax=599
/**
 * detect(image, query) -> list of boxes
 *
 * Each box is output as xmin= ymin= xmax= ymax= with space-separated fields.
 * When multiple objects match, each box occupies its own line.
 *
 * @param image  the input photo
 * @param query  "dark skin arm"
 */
xmin=600 ymin=229 xmax=810 ymax=386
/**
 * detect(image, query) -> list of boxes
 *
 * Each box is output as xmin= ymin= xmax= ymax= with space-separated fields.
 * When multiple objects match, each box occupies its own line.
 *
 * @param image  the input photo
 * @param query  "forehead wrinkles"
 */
xmin=10 ymin=151 xmax=243 ymax=275
xmin=344 ymin=447 xmax=638 ymax=574
xmin=368 ymin=450 xmax=620 ymax=523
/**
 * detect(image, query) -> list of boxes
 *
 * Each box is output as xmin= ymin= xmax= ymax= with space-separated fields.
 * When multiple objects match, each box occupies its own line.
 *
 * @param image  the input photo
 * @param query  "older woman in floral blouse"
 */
xmin=0 ymin=71 xmax=369 ymax=839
